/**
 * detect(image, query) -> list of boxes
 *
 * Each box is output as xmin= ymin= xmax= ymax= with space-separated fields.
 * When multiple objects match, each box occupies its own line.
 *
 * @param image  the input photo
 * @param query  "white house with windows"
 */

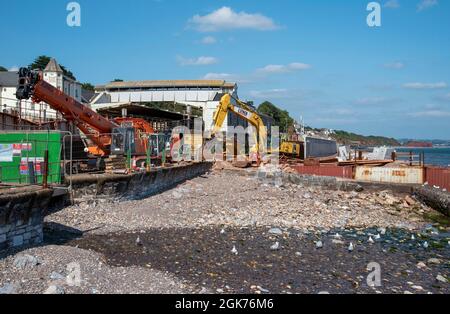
xmin=0 ymin=58 xmax=83 ymax=122
xmin=0 ymin=71 xmax=19 ymax=113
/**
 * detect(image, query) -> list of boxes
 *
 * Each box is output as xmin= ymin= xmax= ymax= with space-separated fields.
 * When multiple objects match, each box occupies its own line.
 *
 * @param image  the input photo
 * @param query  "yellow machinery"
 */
xmin=280 ymin=140 xmax=303 ymax=158
xmin=211 ymin=94 xmax=267 ymax=165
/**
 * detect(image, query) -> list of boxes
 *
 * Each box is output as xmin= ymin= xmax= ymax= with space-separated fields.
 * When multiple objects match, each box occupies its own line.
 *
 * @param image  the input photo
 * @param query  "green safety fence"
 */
xmin=0 ymin=131 xmax=62 ymax=185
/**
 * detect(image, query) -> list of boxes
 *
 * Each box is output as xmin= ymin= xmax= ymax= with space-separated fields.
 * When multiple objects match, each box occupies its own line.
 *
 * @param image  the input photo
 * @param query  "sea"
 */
xmin=395 ymin=147 xmax=450 ymax=167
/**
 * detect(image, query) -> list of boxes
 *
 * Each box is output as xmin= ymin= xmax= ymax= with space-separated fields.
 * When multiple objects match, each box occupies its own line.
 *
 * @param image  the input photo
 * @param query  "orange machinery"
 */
xmin=16 ymin=67 xmax=155 ymax=162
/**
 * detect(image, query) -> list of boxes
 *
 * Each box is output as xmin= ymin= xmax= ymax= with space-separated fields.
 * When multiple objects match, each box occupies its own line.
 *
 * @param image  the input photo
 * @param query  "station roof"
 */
xmin=93 ymin=102 xmax=186 ymax=121
xmin=96 ymin=80 xmax=236 ymax=91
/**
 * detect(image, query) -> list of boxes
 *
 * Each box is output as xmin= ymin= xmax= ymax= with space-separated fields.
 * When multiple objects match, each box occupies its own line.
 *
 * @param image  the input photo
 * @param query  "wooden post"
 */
xmin=233 ymin=133 xmax=237 ymax=162
xmin=201 ymin=121 xmax=205 ymax=162
xmin=42 ymin=150 xmax=49 ymax=188
xmin=146 ymin=137 xmax=151 ymax=172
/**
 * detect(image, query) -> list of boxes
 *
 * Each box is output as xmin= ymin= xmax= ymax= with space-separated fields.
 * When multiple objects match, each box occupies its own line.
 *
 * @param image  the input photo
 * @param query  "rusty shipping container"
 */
xmin=355 ymin=166 xmax=424 ymax=184
xmin=293 ymin=165 xmax=353 ymax=179
xmin=425 ymin=167 xmax=450 ymax=191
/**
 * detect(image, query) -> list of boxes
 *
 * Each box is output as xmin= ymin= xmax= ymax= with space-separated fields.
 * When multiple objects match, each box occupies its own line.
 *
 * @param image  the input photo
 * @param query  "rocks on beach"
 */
xmin=0 ymin=170 xmax=448 ymax=294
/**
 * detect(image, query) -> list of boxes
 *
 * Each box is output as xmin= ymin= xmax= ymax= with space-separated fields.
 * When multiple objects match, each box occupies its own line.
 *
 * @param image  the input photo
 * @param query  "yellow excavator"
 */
xmin=211 ymin=94 xmax=267 ymax=165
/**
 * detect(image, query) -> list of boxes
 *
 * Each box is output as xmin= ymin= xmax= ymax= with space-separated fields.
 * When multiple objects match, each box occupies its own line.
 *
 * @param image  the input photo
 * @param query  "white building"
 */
xmin=43 ymin=58 xmax=82 ymax=103
xmin=0 ymin=71 xmax=19 ymax=115
xmin=0 ymin=58 xmax=83 ymax=122
xmin=93 ymin=80 xmax=244 ymax=133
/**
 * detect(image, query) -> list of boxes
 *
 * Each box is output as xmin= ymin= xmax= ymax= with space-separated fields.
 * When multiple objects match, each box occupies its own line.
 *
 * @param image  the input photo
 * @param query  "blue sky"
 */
xmin=1 ymin=0 xmax=449 ymax=139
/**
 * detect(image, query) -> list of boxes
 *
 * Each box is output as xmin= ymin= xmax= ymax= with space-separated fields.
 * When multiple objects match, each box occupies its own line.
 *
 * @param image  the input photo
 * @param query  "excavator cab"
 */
xmin=110 ymin=127 xmax=136 ymax=155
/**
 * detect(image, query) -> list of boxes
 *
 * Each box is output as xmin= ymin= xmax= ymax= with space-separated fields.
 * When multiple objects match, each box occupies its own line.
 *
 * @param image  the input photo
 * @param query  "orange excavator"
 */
xmin=16 ymin=67 xmax=156 ymax=165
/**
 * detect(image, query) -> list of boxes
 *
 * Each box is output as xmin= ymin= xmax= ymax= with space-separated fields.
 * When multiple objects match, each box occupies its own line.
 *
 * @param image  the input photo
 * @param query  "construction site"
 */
xmin=0 ymin=61 xmax=449 ymax=295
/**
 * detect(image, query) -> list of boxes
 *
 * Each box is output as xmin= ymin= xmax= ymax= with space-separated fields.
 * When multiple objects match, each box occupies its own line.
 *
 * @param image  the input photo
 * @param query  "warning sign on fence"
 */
xmin=0 ymin=144 xmax=14 ymax=162
xmin=19 ymin=157 xmax=44 ymax=175
xmin=13 ymin=143 xmax=32 ymax=156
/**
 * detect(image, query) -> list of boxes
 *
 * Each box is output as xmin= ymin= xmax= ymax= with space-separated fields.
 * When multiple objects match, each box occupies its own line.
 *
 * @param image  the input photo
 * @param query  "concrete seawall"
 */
xmin=414 ymin=185 xmax=450 ymax=217
xmin=0 ymin=162 xmax=213 ymax=252
xmin=69 ymin=162 xmax=213 ymax=203
xmin=0 ymin=187 xmax=51 ymax=251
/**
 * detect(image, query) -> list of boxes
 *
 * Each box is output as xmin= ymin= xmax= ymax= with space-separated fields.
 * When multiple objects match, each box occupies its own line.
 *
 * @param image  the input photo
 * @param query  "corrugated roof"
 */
xmin=98 ymin=80 xmax=237 ymax=90
xmin=44 ymin=58 xmax=63 ymax=73
xmin=81 ymin=89 xmax=95 ymax=103
xmin=0 ymin=72 xmax=18 ymax=87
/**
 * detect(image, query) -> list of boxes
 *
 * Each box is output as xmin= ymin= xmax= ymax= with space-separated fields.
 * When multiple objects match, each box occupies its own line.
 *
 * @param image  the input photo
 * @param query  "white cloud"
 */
xmin=384 ymin=0 xmax=400 ymax=8
xmin=202 ymin=73 xmax=234 ymax=80
xmin=409 ymin=110 xmax=450 ymax=117
xmin=189 ymin=7 xmax=279 ymax=32
xmin=201 ymin=73 xmax=249 ymax=83
xmin=256 ymin=62 xmax=311 ymax=75
xmin=177 ymin=55 xmax=218 ymax=66
xmin=8 ymin=66 xmax=19 ymax=72
xmin=384 ymin=62 xmax=404 ymax=69
xmin=249 ymin=89 xmax=288 ymax=99
xmin=332 ymin=108 xmax=356 ymax=115
xmin=354 ymin=97 xmax=389 ymax=105
xmin=201 ymin=36 xmax=217 ymax=44
xmin=417 ymin=0 xmax=438 ymax=11
xmin=403 ymin=82 xmax=447 ymax=89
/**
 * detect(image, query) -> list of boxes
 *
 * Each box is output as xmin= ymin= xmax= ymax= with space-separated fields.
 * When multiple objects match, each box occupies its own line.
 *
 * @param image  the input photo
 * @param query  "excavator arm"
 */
xmin=17 ymin=68 xmax=118 ymax=155
xmin=212 ymin=94 xmax=268 ymax=164
xmin=16 ymin=68 xmax=155 ymax=157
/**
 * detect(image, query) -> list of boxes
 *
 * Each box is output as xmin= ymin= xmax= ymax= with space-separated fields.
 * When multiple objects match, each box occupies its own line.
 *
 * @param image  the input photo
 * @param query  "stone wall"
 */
xmin=69 ymin=162 xmax=213 ymax=203
xmin=0 ymin=189 xmax=52 ymax=251
xmin=414 ymin=185 xmax=450 ymax=217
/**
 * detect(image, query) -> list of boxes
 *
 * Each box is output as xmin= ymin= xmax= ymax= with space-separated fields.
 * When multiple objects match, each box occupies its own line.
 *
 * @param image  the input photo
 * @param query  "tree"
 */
xmin=29 ymin=55 xmax=76 ymax=81
xmin=257 ymin=101 xmax=294 ymax=133
xmin=112 ymin=79 xmax=124 ymax=82
xmin=0 ymin=66 xmax=8 ymax=72
xmin=82 ymin=83 xmax=95 ymax=91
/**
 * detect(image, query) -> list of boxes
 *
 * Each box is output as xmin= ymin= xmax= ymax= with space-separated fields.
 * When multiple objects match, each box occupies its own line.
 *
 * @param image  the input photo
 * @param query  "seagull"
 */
xmin=423 ymin=241 xmax=429 ymax=249
xmin=348 ymin=243 xmax=354 ymax=252
xmin=136 ymin=236 xmax=142 ymax=246
xmin=220 ymin=228 xmax=225 ymax=235
xmin=374 ymin=234 xmax=381 ymax=240
xmin=231 ymin=245 xmax=238 ymax=255
xmin=271 ymin=242 xmax=280 ymax=251
xmin=411 ymin=234 xmax=415 ymax=240
xmin=368 ymin=236 xmax=375 ymax=244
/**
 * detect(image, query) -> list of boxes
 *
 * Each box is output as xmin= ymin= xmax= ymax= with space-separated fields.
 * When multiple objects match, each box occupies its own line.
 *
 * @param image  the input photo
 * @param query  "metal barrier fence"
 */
xmin=0 ymin=97 xmax=64 ymax=126
xmin=394 ymin=151 xmax=425 ymax=166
